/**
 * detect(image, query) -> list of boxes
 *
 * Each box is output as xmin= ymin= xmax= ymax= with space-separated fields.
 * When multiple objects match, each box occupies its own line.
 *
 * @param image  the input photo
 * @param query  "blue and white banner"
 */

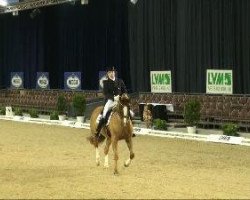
xmin=36 ymin=72 xmax=49 ymax=89
xmin=11 ymin=72 xmax=24 ymax=89
xmin=64 ymin=72 xmax=81 ymax=90
xmin=99 ymin=71 xmax=107 ymax=90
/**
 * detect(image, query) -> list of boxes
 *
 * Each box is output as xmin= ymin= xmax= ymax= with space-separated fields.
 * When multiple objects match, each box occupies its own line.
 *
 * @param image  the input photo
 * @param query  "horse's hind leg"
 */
xmin=124 ymin=137 xmax=135 ymax=167
xmin=103 ymin=137 xmax=111 ymax=168
xmin=112 ymin=139 xmax=119 ymax=175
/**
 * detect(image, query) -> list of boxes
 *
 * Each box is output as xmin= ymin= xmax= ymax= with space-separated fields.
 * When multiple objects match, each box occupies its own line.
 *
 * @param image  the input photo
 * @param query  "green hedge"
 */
xmin=153 ymin=119 xmax=168 ymax=130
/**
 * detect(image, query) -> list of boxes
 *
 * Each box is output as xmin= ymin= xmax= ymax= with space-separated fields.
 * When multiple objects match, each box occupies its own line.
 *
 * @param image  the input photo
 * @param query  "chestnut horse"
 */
xmin=87 ymin=93 xmax=135 ymax=175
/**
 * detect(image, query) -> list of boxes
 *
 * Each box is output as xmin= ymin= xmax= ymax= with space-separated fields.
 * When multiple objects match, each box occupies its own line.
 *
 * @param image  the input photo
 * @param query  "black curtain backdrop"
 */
xmin=128 ymin=0 xmax=250 ymax=94
xmin=0 ymin=0 xmax=250 ymax=94
xmin=0 ymin=0 xmax=129 ymax=90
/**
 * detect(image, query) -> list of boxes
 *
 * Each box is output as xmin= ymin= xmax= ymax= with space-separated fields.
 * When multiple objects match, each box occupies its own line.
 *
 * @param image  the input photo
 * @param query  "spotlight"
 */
xmin=130 ymin=0 xmax=138 ymax=4
xmin=0 ymin=0 xmax=7 ymax=6
xmin=81 ymin=0 xmax=88 ymax=5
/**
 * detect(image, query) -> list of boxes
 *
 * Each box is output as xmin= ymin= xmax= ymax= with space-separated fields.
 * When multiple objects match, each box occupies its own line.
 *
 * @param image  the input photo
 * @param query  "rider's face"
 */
xmin=107 ymin=70 xmax=115 ymax=79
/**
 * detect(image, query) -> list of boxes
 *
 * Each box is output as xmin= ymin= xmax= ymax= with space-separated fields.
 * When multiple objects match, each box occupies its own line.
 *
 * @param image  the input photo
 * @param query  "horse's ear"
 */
xmin=125 ymin=93 xmax=130 ymax=100
xmin=120 ymin=93 xmax=130 ymax=105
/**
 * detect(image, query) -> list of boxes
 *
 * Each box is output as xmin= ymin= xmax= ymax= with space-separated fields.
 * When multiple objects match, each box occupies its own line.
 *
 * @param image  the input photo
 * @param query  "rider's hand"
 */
xmin=114 ymin=95 xmax=120 ymax=102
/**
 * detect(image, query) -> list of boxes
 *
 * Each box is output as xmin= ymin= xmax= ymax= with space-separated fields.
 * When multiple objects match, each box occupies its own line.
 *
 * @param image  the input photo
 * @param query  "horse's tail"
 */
xmin=86 ymin=135 xmax=105 ymax=147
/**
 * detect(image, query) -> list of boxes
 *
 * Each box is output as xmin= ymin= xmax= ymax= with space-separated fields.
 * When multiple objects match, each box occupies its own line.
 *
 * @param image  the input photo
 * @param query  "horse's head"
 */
xmin=120 ymin=93 xmax=130 ymax=106
xmin=115 ymin=93 xmax=130 ymax=124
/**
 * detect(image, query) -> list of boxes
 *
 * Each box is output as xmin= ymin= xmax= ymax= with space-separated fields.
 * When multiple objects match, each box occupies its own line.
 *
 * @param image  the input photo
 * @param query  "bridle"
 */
xmin=114 ymin=94 xmax=130 ymax=124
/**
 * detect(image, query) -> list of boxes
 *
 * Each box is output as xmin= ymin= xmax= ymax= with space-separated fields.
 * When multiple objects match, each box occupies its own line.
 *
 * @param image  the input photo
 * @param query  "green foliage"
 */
xmin=184 ymin=99 xmax=201 ymax=126
xmin=222 ymin=123 xmax=239 ymax=137
xmin=14 ymin=107 xmax=23 ymax=116
xmin=29 ymin=108 xmax=39 ymax=118
xmin=73 ymin=94 xmax=86 ymax=116
xmin=50 ymin=111 xmax=59 ymax=120
xmin=153 ymin=118 xmax=168 ymax=130
xmin=56 ymin=95 xmax=67 ymax=115
xmin=0 ymin=107 xmax=5 ymax=115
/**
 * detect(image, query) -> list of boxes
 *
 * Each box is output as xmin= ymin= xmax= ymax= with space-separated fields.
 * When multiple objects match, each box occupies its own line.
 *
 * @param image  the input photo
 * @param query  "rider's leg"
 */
xmin=102 ymin=99 xmax=115 ymax=119
xmin=96 ymin=113 xmax=103 ymax=124
xmin=95 ymin=100 xmax=114 ymax=138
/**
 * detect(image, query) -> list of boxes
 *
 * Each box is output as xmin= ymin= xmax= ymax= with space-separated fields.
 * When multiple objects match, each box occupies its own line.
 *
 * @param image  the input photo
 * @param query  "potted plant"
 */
xmin=50 ymin=111 xmax=59 ymax=120
xmin=56 ymin=95 xmax=67 ymax=121
xmin=184 ymin=99 xmax=201 ymax=134
xmin=222 ymin=123 xmax=239 ymax=137
xmin=14 ymin=107 xmax=23 ymax=116
xmin=72 ymin=94 xmax=86 ymax=123
xmin=0 ymin=107 xmax=6 ymax=115
xmin=153 ymin=118 xmax=168 ymax=130
xmin=29 ymin=108 xmax=39 ymax=118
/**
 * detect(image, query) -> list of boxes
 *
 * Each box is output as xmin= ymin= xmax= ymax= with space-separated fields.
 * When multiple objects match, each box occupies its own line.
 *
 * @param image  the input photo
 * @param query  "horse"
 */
xmin=87 ymin=93 xmax=135 ymax=175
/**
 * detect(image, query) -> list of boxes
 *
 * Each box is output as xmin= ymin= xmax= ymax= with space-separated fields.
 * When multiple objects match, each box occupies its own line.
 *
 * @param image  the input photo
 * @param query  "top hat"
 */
xmin=106 ymin=66 xmax=116 ymax=72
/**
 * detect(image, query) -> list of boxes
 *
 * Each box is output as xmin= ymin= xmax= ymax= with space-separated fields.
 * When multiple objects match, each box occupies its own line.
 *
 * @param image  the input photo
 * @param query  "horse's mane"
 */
xmin=112 ymin=93 xmax=130 ymax=118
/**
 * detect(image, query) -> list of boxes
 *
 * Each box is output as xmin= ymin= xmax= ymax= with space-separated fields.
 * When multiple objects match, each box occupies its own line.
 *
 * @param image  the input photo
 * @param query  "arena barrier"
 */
xmin=0 ymin=115 xmax=249 ymax=147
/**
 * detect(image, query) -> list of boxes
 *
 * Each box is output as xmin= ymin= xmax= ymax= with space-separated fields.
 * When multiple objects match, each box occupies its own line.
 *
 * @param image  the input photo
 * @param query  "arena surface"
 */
xmin=0 ymin=120 xmax=250 ymax=199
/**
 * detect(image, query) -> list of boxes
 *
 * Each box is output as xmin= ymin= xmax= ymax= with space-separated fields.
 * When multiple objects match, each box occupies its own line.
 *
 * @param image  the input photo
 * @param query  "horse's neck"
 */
xmin=113 ymin=103 xmax=124 ymax=118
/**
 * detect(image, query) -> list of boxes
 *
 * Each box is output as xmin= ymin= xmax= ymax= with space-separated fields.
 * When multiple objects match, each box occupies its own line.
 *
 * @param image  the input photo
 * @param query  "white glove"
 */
xmin=130 ymin=110 xmax=135 ymax=118
xmin=114 ymin=95 xmax=120 ymax=102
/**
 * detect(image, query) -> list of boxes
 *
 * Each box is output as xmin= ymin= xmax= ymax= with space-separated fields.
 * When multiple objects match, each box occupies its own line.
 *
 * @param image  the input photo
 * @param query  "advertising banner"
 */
xmin=64 ymin=72 xmax=81 ymax=90
xmin=150 ymin=71 xmax=172 ymax=93
xmin=36 ymin=72 xmax=49 ymax=89
xmin=11 ymin=72 xmax=24 ymax=89
xmin=206 ymin=69 xmax=233 ymax=94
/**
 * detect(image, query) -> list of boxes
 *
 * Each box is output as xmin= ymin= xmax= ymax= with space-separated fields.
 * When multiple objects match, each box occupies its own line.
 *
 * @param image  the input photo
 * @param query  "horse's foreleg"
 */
xmin=112 ymin=139 xmax=119 ymax=175
xmin=104 ymin=137 xmax=111 ymax=168
xmin=95 ymin=147 xmax=100 ymax=166
xmin=124 ymin=137 xmax=135 ymax=167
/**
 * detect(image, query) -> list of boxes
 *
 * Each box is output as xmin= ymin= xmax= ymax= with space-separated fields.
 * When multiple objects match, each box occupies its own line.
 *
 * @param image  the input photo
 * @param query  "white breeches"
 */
xmin=96 ymin=100 xmax=135 ymax=124
xmin=103 ymin=99 xmax=115 ymax=118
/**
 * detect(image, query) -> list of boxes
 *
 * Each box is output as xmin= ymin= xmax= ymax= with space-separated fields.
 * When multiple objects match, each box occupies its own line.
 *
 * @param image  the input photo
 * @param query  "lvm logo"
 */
xmin=151 ymin=73 xmax=171 ymax=85
xmin=207 ymin=71 xmax=232 ymax=85
xmin=151 ymin=71 xmax=172 ymax=93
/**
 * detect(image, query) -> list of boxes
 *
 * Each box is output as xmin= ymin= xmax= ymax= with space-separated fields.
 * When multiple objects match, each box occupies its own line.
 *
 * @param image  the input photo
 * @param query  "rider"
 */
xmin=94 ymin=66 xmax=135 ymax=139
xmin=94 ymin=66 xmax=123 ymax=139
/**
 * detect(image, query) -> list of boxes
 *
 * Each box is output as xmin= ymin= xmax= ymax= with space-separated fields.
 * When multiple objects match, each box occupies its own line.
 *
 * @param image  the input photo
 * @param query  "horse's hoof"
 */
xmin=124 ymin=163 xmax=130 ymax=167
xmin=96 ymin=161 xmax=100 ymax=166
xmin=124 ymin=159 xmax=131 ymax=167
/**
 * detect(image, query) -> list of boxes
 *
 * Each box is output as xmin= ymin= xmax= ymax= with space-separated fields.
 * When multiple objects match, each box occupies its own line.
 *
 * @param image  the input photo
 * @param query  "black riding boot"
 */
xmin=95 ymin=118 xmax=106 ymax=139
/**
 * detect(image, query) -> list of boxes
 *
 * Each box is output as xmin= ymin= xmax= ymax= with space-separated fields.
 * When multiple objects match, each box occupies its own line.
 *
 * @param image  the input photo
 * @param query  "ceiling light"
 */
xmin=130 ymin=0 xmax=138 ymax=5
xmin=81 ymin=0 xmax=88 ymax=5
